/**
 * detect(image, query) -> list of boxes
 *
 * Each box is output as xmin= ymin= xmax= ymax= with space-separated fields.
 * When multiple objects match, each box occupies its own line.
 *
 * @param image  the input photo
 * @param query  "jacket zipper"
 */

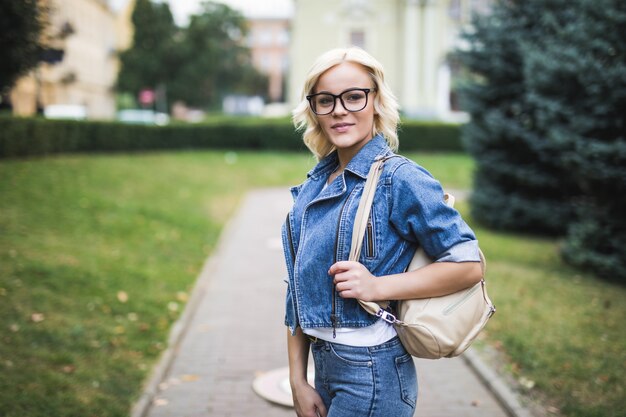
xmin=441 ymin=283 xmax=480 ymax=315
xmin=331 ymin=189 xmax=357 ymax=338
xmin=366 ymin=218 xmax=374 ymax=258
xmin=285 ymin=213 xmax=295 ymax=262
xmin=285 ymin=213 xmax=300 ymax=327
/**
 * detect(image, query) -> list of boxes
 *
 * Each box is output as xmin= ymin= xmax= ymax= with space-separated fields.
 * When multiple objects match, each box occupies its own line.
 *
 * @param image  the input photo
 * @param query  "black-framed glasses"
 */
xmin=306 ymin=88 xmax=376 ymax=115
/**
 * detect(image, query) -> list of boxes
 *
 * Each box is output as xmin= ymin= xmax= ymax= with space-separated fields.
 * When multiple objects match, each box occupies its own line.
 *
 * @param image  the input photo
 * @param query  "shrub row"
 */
xmin=0 ymin=116 xmax=463 ymax=158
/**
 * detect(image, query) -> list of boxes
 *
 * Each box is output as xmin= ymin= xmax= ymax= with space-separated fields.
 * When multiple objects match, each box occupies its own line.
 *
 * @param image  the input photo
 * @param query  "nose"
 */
xmin=332 ymin=97 xmax=348 ymax=115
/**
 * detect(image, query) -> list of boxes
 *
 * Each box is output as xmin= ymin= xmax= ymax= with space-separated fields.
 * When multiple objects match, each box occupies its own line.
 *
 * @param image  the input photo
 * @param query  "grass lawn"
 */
xmin=1 ymin=150 xmax=624 ymax=417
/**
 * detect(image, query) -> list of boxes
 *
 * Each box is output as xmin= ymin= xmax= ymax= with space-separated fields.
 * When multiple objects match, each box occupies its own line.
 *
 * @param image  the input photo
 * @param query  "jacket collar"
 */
xmin=345 ymin=134 xmax=392 ymax=179
xmin=307 ymin=134 xmax=391 ymax=180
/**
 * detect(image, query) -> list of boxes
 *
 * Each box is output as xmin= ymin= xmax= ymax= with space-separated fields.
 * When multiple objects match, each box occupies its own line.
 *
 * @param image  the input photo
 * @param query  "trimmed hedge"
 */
xmin=0 ymin=116 xmax=463 ymax=158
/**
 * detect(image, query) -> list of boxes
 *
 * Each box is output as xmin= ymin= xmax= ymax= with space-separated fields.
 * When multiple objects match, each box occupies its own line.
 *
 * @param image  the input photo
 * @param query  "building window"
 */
xmin=260 ymin=54 xmax=272 ymax=72
xmin=448 ymin=0 xmax=462 ymax=21
xmin=350 ymin=30 xmax=365 ymax=49
xmin=259 ymin=29 xmax=273 ymax=46
xmin=278 ymin=28 xmax=290 ymax=45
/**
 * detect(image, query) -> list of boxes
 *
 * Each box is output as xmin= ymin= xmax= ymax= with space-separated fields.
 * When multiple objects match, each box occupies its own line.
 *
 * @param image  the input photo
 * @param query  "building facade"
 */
xmin=246 ymin=17 xmax=291 ymax=103
xmin=10 ymin=0 xmax=132 ymax=119
xmin=289 ymin=0 xmax=490 ymax=119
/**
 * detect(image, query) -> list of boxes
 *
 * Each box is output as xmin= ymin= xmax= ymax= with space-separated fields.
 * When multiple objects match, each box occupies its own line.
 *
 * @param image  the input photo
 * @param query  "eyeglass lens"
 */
xmin=311 ymin=89 xmax=369 ymax=115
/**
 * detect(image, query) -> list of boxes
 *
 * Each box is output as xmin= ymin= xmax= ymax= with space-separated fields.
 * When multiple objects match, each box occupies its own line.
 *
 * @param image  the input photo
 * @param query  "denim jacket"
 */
xmin=282 ymin=135 xmax=480 ymax=335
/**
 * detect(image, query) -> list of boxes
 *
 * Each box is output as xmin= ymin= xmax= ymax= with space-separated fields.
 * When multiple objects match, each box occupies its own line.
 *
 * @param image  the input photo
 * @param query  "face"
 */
xmin=312 ymin=62 xmax=377 ymax=159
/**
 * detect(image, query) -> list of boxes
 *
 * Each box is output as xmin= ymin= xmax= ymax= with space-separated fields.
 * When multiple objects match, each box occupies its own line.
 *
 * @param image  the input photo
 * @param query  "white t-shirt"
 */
xmin=304 ymin=319 xmax=397 ymax=347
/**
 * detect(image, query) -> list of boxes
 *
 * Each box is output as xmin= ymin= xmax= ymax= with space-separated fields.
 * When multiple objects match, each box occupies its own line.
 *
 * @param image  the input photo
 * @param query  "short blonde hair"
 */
xmin=292 ymin=47 xmax=400 ymax=160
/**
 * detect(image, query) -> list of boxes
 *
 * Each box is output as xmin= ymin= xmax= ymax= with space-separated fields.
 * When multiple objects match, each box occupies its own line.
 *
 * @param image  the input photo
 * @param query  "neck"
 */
xmin=335 ymin=136 xmax=373 ymax=170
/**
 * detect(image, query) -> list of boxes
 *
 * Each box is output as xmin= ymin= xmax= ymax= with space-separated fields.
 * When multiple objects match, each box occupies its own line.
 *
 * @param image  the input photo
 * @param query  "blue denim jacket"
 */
xmin=282 ymin=135 xmax=480 ymax=335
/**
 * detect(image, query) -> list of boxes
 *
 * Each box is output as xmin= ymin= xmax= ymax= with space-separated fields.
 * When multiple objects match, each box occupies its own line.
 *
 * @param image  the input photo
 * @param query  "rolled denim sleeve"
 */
xmin=389 ymin=162 xmax=480 ymax=262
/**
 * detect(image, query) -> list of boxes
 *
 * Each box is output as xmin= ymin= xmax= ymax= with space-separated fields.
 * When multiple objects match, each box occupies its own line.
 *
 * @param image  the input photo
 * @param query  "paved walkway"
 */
xmin=135 ymin=188 xmax=528 ymax=417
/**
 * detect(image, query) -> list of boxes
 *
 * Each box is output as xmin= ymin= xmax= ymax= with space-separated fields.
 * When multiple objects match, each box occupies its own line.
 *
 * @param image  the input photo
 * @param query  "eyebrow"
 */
xmin=313 ymin=87 xmax=373 ymax=94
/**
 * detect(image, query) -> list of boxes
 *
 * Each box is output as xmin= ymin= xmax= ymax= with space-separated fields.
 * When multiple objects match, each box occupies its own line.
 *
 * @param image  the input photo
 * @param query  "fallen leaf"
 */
xmin=519 ymin=376 xmax=535 ymax=390
xmin=154 ymin=398 xmax=168 ymax=406
xmin=181 ymin=374 xmax=199 ymax=382
xmin=9 ymin=324 xmax=19 ymax=332
xmin=117 ymin=291 xmax=128 ymax=303
xmin=62 ymin=365 xmax=76 ymax=374
xmin=471 ymin=400 xmax=480 ymax=407
xmin=31 ymin=313 xmax=45 ymax=323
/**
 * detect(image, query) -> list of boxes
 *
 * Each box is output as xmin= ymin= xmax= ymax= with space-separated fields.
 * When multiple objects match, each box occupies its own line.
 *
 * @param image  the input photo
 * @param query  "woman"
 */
xmin=283 ymin=47 xmax=483 ymax=417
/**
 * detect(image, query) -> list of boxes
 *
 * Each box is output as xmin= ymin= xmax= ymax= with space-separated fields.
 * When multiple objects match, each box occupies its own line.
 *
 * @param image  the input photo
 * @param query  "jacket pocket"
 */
xmin=364 ymin=211 xmax=376 ymax=259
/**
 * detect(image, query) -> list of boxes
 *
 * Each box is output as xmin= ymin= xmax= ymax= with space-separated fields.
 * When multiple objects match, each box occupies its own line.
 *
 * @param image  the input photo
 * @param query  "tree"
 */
xmin=532 ymin=0 xmax=626 ymax=280
xmin=169 ymin=1 xmax=267 ymax=109
xmin=0 ymin=0 xmax=46 ymax=91
xmin=454 ymin=1 xmax=582 ymax=235
xmin=117 ymin=1 xmax=267 ymax=110
xmin=117 ymin=0 xmax=179 ymax=105
xmin=456 ymin=0 xmax=626 ymax=280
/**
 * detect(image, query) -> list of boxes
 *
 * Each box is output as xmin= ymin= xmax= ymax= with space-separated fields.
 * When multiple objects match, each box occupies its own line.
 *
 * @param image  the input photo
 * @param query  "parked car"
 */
xmin=117 ymin=109 xmax=169 ymax=125
xmin=44 ymin=104 xmax=87 ymax=120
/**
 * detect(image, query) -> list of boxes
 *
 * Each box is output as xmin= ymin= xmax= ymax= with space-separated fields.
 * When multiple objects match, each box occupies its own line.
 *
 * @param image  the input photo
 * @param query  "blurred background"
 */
xmin=2 ymin=0 xmax=490 ymax=122
xmin=1 ymin=1 xmax=624 ymax=417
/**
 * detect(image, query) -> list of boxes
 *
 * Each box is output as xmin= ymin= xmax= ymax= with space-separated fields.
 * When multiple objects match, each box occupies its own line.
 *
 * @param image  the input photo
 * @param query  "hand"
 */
xmin=292 ymin=381 xmax=327 ymax=417
xmin=329 ymin=261 xmax=379 ymax=301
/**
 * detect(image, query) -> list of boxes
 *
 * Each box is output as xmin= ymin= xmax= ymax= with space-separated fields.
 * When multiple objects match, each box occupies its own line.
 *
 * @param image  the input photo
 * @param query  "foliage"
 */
xmin=116 ymin=0 xmax=179 ymax=106
xmin=116 ymin=1 xmax=267 ymax=110
xmin=0 ymin=0 xmax=46 ymax=91
xmin=454 ymin=0 xmax=581 ymax=235
xmin=526 ymin=0 xmax=626 ymax=281
xmin=456 ymin=0 xmax=626 ymax=280
xmin=0 ymin=116 xmax=464 ymax=158
xmin=169 ymin=2 xmax=268 ymax=108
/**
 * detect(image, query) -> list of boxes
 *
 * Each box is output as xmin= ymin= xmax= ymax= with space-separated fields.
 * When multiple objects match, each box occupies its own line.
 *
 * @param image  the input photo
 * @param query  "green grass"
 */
xmin=0 ymin=151 xmax=314 ymax=416
xmin=1 ymin=150 xmax=624 ymax=417
xmin=470 ymin=213 xmax=626 ymax=417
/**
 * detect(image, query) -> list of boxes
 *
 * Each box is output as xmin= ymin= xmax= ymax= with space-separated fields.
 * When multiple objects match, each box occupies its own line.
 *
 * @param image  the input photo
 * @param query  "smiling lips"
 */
xmin=331 ymin=122 xmax=354 ymax=133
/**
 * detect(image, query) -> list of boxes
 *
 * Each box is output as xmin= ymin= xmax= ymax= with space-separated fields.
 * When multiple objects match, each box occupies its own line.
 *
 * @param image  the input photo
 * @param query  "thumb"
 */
xmin=316 ymin=402 xmax=328 ymax=417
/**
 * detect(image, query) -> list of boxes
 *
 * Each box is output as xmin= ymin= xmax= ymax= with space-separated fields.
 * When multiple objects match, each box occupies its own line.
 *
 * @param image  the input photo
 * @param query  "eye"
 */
xmin=316 ymin=95 xmax=334 ymax=106
xmin=344 ymin=92 xmax=366 ymax=102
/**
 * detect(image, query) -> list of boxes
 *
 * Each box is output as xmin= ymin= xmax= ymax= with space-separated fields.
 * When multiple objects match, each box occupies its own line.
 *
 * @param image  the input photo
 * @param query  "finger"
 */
xmin=338 ymin=289 xmax=356 ymax=299
xmin=328 ymin=260 xmax=358 ymax=275
xmin=316 ymin=402 xmax=328 ymax=417
xmin=335 ymin=280 xmax=351 ymax=292
xmin=333 ymin=272 xmax=348 ymax=284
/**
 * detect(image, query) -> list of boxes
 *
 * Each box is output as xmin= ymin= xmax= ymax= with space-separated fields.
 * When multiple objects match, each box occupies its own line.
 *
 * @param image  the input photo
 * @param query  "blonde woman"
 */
xmin=283 ymin=47 xmax=482 ymax=417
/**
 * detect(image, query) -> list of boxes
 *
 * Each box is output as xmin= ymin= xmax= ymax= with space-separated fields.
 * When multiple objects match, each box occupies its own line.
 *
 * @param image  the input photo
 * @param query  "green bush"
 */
xmin=533 ymin=0 xmax=626 ymax=282
xmin=456 ymin=0 xmax=626 ymax=281
xmin=0 ymin=116 xmax=463 ymax=158
xmin=454 ymin=1 xmax=580 ymax=235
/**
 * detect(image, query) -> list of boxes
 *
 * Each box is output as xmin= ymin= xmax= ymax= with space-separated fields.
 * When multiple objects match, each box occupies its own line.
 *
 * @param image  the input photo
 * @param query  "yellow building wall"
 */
xmin=289 ymin=0 xmax=481 ymax=119
xmin=11 ymin=0 xmax=131 ymax=119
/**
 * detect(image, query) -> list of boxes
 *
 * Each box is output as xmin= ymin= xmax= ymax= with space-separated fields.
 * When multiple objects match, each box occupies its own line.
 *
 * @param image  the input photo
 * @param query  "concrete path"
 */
xmin=134 ymin=188 xmax=528 ymax=417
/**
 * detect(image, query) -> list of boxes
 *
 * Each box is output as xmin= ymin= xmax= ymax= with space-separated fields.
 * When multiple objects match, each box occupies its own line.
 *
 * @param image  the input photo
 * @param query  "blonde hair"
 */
xmin=292 ymin=47 xmax=400 ymax=160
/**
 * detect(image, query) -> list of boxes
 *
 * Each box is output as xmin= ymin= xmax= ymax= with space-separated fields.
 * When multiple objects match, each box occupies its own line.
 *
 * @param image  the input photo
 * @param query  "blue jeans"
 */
xmin=310 ymin=336 xmax=418 ymax=417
